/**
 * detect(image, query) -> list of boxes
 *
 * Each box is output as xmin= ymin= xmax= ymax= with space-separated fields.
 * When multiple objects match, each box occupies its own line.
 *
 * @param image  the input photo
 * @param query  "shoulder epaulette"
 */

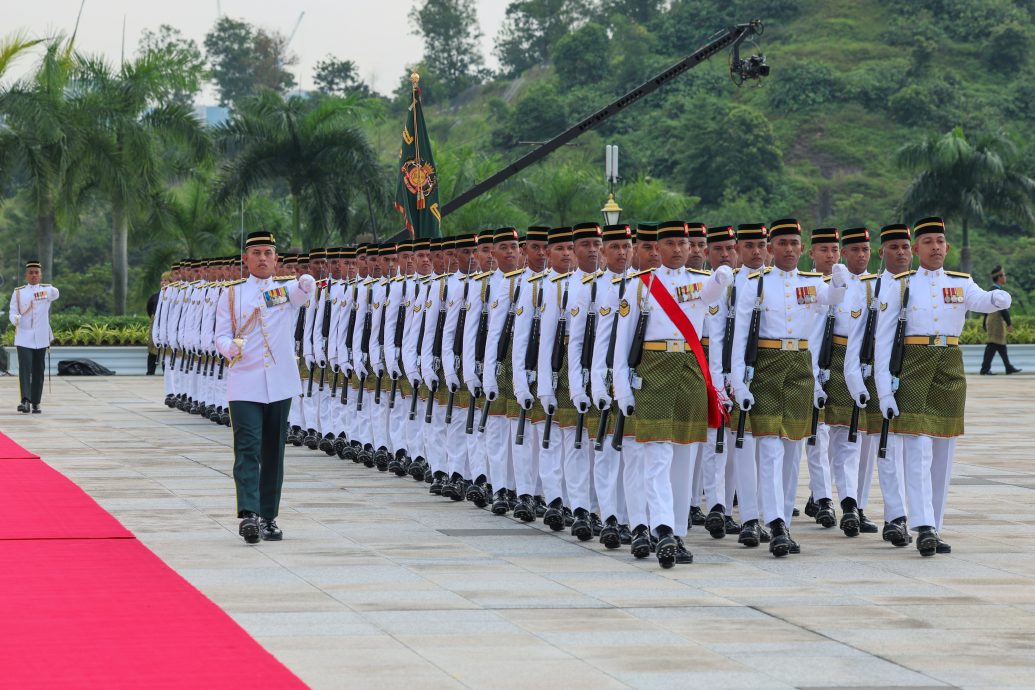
xmin=458 ymin=274 xmax=470 ymax=282
xmin=581 ymin=269 xmax=605 ymax=284
xmin=15 ymin=284 xmax=26 ymax=290
xmin=823 ymin=275 xmax=832 ymax=283
xmin=945 ymin=270 xmax=970 ymax=279
xmin=528 ymin=270 xmax=550 ymax=282
xmin=860 ymin=273 xmax=878 ymax=281
xmin=732 ymin=268 xmax=740 ymax=274
xmin=474 ymin=270 xmax=494 ymax=280
xmin=894 ymin=270 xmax=915 ymax=280
xmin=550 ymin=271 xmax=573 ymax=283
xmin=40 ymin=283 xmax=52 ymax=287
xmin=798 ymin=270 xmax=823 ymax=277
xmin=686 ymin=268 xmax=711 ymax=276
xmin=504 ymin=268 xmax=525 ymax=278
xmin=612 ymin=267 xmax=654 ymax=284
xmin=391 ymin=275 xmax=406 ymax=282
xmin=747 ymin=267 xmax=773 ymax=279
xmin=362 ymin=278 xmax=378 ymax=286
xmin=226 ymin=278 xmax=246 ymax=286
xmin=273 ymin=275 xmax=294 ymax=282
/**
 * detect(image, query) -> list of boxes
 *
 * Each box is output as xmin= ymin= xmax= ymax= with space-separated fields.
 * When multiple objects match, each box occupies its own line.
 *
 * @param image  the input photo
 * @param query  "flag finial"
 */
xmin=410 ymin=71 xmax=420 ymax=87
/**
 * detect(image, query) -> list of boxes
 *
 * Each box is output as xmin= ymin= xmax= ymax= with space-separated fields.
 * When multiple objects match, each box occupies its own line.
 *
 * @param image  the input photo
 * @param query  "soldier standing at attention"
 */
xmin=10 ymin=260 xmax=59 ymax=414
xmin=731 ymin=219 xmax=848 ymax=558
xmin=875 ymin=217 xmax=1010 ymax=556
xmin=215 ymin=232 xmax=315 ymax=544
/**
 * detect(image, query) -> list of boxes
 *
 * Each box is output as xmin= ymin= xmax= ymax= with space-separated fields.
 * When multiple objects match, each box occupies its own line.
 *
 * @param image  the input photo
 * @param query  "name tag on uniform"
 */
xmin=674 ymin=282 xmax=702 ymax=303
xmin=33 ymin=291 xmax=49 ymax=301
xmin=943 ymin=287 xmax=963 ymax=304
xmin=796 ymin=285 xmax=817 ymax=304
xmin=263 ymin=287 xmax=288 ymax=308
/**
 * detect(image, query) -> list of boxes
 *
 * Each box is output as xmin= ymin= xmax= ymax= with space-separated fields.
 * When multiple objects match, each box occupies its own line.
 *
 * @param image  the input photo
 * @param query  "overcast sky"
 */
xmin=4 ymin=0 xmax=511 ymax=97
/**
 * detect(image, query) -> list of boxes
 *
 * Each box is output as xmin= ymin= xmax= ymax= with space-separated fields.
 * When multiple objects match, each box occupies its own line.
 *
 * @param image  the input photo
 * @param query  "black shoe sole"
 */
xmin=704 ymin=512 xmax=726 ymax=539
xmin=571 ymin=520 xmax=592 ymax=541
xmin=769 ymin=539 xmax=790 ymax=558
xmin=491 ymin=501 xmax=509 ymax=516
xmin=240 ymin=523 xmax=260 ymax=544
xmin=816 ymin=510 xmax=836 ymax=529
xmin=917 ymin=534 xmax=938 ymax=557
xmin=738 ymin=530 xmax=760 ymax=548
xmin=888 ymin=529 xmax=910 ymax=548
xmin=656 ymin=539 xmax=676 ymax=565
xmin=600 ymin=529 xmax=621 ymax=549
xmin=840 ymin=515 xmax=860 ymax=537
xmin=631 ymin=539 xmax=650 ymax=559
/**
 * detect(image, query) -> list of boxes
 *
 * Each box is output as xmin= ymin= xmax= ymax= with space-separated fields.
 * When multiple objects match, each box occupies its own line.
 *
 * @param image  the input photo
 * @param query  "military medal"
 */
xmin=942 ymin=287 xmax=963 ymax=304
xmin=796 ymin=285 xmax=817 ymax=304
xmin=263 ymin=286 xmax=288 ymax=308
xmin=675 ymin=282 xmax=702 ymax=303
xmin=33 ymin=290 xmax=49 ymax=301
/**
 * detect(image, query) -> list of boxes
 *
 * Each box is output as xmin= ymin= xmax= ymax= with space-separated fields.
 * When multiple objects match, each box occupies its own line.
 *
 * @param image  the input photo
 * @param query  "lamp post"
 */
xmin=603 ymin=144 xmax=622 ymax=224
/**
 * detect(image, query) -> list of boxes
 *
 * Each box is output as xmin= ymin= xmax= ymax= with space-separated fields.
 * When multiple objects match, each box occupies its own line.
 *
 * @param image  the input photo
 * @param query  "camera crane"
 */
xmin=440 ymin=20 xmax=769 ymax=217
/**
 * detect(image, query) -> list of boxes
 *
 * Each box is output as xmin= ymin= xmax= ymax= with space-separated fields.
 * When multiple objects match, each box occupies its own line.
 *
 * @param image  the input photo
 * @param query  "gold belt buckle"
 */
xmin=666 ymin=339 xmax=683 ymax=353
xmin=782 ymin=338 xmax=799 ymax=351
xmin=931 ymin=335 xmax=946 ymax=347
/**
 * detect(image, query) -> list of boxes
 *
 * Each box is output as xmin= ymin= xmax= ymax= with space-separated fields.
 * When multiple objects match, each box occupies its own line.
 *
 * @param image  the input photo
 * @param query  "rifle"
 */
xmin=516 ymin=277 xmax=545 ymax=446
xmin=574 ymin=274 xmax=598 ymax=449
xmin=341 ymin=282 xmax=359 ymax=405
xmin=318 ymin=284 xmax=332 ymax=393
xmin=466 ymin=276 xmax=491 ymax=434
xmin=808 ymin=301 xmax=836 ymax=446
xmin=425 ymin=278 xmax=448 ymax=424
xmin=356 ymin=282 xmax=373 ymax=412
xmin=479 ymin=277 xmax=521 ymax=433
xmin=595 ymin=273 xmax=626 ymax=451
xmin=373 ymin=280 xmax=388 ymax=405
xmin=849 ymin=274 xmax=882 ymax=442
xmin=715 ymin=282 xmax=737 ymax=453
xmin=388 ymin=279 xmax=407 ymax=409
xmin=446 ymin=272 xmax=472 ymax=423
xmin=735 ymin=268 xmax=764 ymax=449
xmin=612 ymin=272 xmax=651 ymax=452
xmin=409 ymin=280 xmax=430 ymax=420
xmin=543 ymin=276 xmax=571 ymax=449
xmin=879 ymin=276 xmax=909 ymax=459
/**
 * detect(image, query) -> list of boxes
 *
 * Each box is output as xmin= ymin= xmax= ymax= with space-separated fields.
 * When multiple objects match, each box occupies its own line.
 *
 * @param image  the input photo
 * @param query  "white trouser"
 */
xmin=162 ymin=353 xmax=175 ymax=395
xmin=319 ymin=387 xmax=335 ymax=437
xmin=425 ymin=402 xmax=447 ymax=474
xmin=703 ymin=427 xmax=736 ymax=512
xmin=691 ymin=444 xmax=704 ymax=508
xmin=368 ymin=389 xmax=390 ymax=450
xmin=901 ymin=434 xmax=955 ymax=530
xmin=593 ymin=444 xmax=622 ymax=522
xmin=388 ymin=385 xmax=409 ymax=453
xmin=537 ymin=420 xmax=566 ymax=505
xmin=615 ymin=452 xmax=629 ymax=524
xmin=302 ymin=381 xmax=319 ymax=432
xmin=510 ymin=418 xmax=538 ymax=496
xmin=869 ymin=432 xmax=906 ymax=521
xmin=622 ymin=438 xmax=648 ymax=528
xmin=483 ymin=414 xmax=511 ymax=491
xmin=405 ymin=389 xmax=425 ymax=460
xmin=732 ymin=432 xmax=760 ymax=523
xmin=828 ymin=425 xmax=860 ymax=503
xmin=644 ymin=441 xmax=697 ymax=538
xmin=464 ymin=402 xmax=487 ymax=480
xmin=562 ymin=427 xmax=592 ymax=512
xmin=758 ymin=436 xmax=804 ymax=526
xmin=805 ymin=423 xmax=832 ymax=500
xmin=446 ymin=408 xmax=469 ymax=477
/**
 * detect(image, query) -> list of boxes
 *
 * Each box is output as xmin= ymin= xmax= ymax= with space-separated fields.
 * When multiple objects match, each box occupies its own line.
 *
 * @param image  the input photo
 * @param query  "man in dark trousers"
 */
xmin=9 ymin=260 xmax=59 ymax=413
xmin=215 ymin=232 xmax=315 ymax=543
xmin=980 ymin=265 xmax=1021 ymax=375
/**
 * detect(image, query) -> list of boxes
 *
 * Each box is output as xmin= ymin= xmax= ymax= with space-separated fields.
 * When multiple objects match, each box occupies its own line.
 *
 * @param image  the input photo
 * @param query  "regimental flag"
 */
xmin=394 ymin=72 xmax=441 ymax=239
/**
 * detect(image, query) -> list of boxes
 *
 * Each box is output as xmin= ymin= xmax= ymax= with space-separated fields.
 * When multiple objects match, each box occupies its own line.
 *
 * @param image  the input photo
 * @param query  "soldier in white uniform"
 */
xmin=875 ymin=217 xmax=1010 ymax=556
xmin=612 ymin=221 xmax=733 ymax=568
xmin=214 ymin=231 xmax=315 ymax=543
xmin=9 ymin=260 xmax=59 ymax=413
xmin=731 ymin=219 xmax=848 ymax=557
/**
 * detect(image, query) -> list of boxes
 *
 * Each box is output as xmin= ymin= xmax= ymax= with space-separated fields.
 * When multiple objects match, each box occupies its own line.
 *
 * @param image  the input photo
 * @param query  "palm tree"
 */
xmin=73 ymin=52 xmax=211 ymax=314
xmin=436 ymin=147 xmax=529 ymax=233
xmin=0 ymin=35 xmax=83 ymax=277
xmin=214 ymin=90 xmax=387 ymax=248
xmin=896 ymin=127 xmax=1035 ymax=273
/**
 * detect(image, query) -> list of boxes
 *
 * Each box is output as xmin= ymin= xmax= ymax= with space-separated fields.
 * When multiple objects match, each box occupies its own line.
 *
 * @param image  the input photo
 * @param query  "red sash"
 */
xmin=641 ymin=273 xmax=726 ymax=429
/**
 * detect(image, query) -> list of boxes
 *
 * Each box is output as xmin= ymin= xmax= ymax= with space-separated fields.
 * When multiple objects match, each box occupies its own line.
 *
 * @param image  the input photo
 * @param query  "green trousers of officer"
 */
xmin=229 ymin=398 xmax=291 ymax=520
xmin=17 ymin=346 xmax=46 ymax=404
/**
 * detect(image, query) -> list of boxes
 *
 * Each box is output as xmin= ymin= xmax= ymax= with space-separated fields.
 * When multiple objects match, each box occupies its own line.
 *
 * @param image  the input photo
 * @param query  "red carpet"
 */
xmin=0 ymin=432 xmax=308 ymax=689
xmin=1 ymin=458 xmax=133 ymax=540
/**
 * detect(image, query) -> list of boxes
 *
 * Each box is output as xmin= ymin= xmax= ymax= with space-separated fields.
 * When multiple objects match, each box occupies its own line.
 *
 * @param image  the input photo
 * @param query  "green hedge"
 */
xmin=961 ymin=316 xmax=1035 ymax=344
xmin=2 ymin=315 xmax=151 ymax=346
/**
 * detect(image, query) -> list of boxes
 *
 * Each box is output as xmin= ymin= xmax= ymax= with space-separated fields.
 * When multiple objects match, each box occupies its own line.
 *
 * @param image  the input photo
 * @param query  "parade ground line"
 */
xmin=2 ymin=376 xmax=1034 ymax=690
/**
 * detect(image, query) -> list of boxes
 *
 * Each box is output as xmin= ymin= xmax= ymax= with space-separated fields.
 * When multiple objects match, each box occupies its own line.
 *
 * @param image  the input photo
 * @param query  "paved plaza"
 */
xmin=2 ymin=374 xmax=1034 ymax=690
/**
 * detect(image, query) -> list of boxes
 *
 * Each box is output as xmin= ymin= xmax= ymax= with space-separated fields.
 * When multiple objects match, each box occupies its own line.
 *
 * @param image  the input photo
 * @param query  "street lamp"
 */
xmin=601 ymin=193 xmax=622 ymax=226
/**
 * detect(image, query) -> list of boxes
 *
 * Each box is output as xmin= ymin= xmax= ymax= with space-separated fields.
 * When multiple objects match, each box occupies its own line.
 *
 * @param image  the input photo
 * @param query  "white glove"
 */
xmin=616 ymin=393 xmax=635 ymax=416
xmin=519 ymin=395 xmax=533 ymax=411
xmin=572 ymin=392 xmax=591 ymax=413
xmin=483 ymin=381 xmax=498 ymax=401
xmin=305 ymin=354 xmax=315 ymax=367
xmin=595 ymin=393 xmax=613 ymax=411
xmin=318 ymin=358 xmax=327 ymax=369
xmin=514 ymin=384 xmax=532 ymax=407
xmin=713 ymin=264 xmax=734 ymax=288
xmin=991 ymin=290 xmax=1012 ymax=309
xmin=716 ymin=387 xmax=734 ymax=412
xmin=297 ymin=274 xmax=316 ymax=294
xmin=390 ymin=363 xmax=403 ymax=379
xmin=830 ymin=263 xmax=849 ymax=289
xmin=735 ymin=387 xmax=754 ymax=411
xmin=879 ymin=396 xmax=899 ymax=419
xmin=539 ymin=394 xmax=557 ymax=414
xmin=845 ymin=374 xmax=866 ymax=407
xmin=445 ymin=373 xmax=460 ymax=391
xmin=423 ymin=374 xmax=438 ymax=391
xmin=813 ymin=387 xmax=826 ymax=410
xmin=466 ymin=379 xmax=480 ymax=397
xmin=12 ymin=314 xmax=20 ymax=326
